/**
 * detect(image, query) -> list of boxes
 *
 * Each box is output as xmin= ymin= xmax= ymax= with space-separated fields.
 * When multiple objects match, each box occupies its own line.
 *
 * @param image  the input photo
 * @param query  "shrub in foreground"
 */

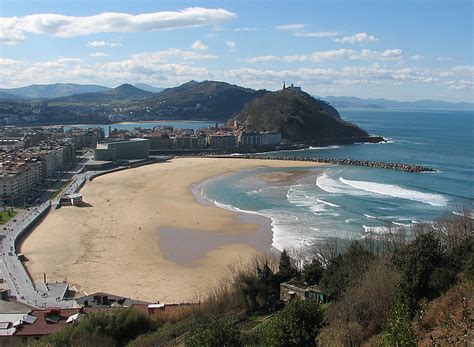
xmin=186 ymin=316 xmax=241 ymax=347
xmin=261 ymin=298 xmax=323 ymax=347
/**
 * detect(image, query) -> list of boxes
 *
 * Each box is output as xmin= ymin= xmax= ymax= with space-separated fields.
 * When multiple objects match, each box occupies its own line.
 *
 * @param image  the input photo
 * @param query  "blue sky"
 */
xmin=1 ymin=0 xmax=472 ymax=102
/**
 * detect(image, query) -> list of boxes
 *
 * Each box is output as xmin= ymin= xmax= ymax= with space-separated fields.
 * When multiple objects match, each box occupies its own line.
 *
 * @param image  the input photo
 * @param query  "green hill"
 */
xmin=236 ymin=89 xmax=369 ymax=142
xmin=0 ymin=83 xmax=110 ymax=99
xmin=49 ymin=84 xmax=153 ymax=105
xmin=145 ymin=80 xmax=268 ymax=119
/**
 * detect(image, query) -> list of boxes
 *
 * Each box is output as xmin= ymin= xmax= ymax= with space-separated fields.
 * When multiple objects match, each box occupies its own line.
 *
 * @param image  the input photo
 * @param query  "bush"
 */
xmin=320 ymin=241 xmax=374 ymax=299
xmin=41 ymin=308 xmax=156 ymax=347
xmin=261 ymin=299 xmax=323 ymax=346
xmin=325 ymin=259 xmax=400 ymax=339
xmin=382 ymin=291 xmax=417 ymax=347
xmin=186 ymin=317 xmax=241 ymax=347
xmin=317 ymin=320 xmax=363 ymax=347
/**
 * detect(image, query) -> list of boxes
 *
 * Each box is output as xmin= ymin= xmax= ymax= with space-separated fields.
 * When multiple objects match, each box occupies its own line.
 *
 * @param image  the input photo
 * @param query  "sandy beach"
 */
xmin=20 ymin=157 xmax=322 ymax=302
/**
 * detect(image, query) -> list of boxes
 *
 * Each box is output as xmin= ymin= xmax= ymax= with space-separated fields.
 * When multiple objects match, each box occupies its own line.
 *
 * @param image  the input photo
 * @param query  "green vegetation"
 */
xmin=40 ymin=308 xmax=156 ymax=346
xmin=0 ymin=208 xmax=17 ymax=224
xmin=260 ymin=299 xmax=323 ymax=346
xmin=236 ymin=88 xmax=369 ymax=142
xmin=25 ymin=208 xmax=472 ymax=346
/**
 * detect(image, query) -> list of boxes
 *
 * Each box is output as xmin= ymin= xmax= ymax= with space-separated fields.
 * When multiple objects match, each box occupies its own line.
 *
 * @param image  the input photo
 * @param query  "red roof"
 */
xmin=15 ymin=308 xmax=80 ymax=337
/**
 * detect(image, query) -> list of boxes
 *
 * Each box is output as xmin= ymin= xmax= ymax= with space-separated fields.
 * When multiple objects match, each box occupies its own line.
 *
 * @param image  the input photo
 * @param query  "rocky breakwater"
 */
xmin=228 ymin=155 xmax=437 ymax=173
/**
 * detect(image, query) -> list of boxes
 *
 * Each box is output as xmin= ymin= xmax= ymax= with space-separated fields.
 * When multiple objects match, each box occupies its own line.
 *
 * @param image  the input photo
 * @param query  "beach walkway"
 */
xmin=0 ymin=173 xmax=92 ymax=308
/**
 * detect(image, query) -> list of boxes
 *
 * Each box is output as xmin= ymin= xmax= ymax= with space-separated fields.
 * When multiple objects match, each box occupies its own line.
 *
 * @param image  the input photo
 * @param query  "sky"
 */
xmin=0 ymin=0 xmax=473 ymax=102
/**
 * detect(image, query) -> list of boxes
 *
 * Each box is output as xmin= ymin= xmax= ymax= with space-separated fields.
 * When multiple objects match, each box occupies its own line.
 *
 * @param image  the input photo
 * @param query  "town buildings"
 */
xmin=93 ymin=138 xmax=150 ymax=161
xmin=0 ymin=126 xmax=104 ymax=204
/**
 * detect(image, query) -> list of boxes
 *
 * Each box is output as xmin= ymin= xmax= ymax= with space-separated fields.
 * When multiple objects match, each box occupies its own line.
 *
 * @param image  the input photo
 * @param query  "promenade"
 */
xmin=0 ymin=156 xmax=165 ymax=308
xmin=0 ymin=173 xmax=92 ymax=308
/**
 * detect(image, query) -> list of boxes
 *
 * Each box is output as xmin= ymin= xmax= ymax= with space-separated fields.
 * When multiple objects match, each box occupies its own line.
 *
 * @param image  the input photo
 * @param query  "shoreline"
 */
xmin=20 ymin=158 xmax=324 ymax=302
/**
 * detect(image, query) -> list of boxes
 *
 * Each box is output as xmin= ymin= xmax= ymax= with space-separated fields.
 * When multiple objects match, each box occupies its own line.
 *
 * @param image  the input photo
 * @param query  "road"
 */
xmin=0 ymin=151 xmax=97 ymax=308
xmin=0 ymin=154 xmax=160 ymax=308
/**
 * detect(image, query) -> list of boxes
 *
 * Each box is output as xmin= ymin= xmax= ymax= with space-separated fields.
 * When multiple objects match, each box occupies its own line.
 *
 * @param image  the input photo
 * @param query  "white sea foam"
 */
xmin=213 ymin=200 xmax=262 ymax=217
xmin=364 ymin=213 xmax=377 ymax=219
xmin=339 ymin=177 xmax=448 ymax=207
xmin=452 ymin=211 xmax=474 ymax=219
xmin=316 ymin=199 xmax=340 ymax=208
xmin=392 ymin=221 xmax=411 ymax=227
xmin=309 ymin=145 xmax=341 ymax=150
xmin=362 ymin=225 xmax=392 ymax=234
xmin=287 ymin=184 xmax=327 ymax=214
xmin=316 ymin=172 xmax=366 ymax=195
xmin=287 ymin=184 xmax=342 ymax=215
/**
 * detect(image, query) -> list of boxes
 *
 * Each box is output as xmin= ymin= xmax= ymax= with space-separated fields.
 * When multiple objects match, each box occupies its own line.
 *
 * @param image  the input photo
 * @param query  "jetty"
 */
xmin=209 ymin=155 xmax=437 ymax=173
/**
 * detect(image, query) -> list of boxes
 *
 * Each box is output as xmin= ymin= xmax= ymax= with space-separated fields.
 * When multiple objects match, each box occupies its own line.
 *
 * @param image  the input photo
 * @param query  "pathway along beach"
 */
xmin=20 ymin=158 xmax=323 ymax=302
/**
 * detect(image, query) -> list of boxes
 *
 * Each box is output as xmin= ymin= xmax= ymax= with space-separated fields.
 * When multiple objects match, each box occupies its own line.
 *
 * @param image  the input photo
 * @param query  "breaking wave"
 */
xmin=339 ymin=177 xmax=448 ymax=207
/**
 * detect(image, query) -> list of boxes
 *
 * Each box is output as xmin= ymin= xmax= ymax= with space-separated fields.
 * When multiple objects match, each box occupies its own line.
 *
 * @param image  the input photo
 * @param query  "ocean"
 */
xmin=200 ymin=108 xmax=474 ymax=251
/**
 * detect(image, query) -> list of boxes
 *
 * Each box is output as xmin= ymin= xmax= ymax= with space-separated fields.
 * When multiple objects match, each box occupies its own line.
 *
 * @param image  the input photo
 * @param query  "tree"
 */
xmin=320 ymin=241 xmax=374 ymax=299
xmin=383 ymin=291 xmax=417 ymax=347
xmin=278 ymin=249 xmax=299 ymax=282
xmin=186 ymin=317 xmax=241 ymax=347
xmin=262 ymin=298 xmax=323 ymax=347
xmin=234 ymin=258 xmax=280 ymax=313
xmin=303 ymin=258 xmax=324 ymax=285
xmin=393 ymin=231 xmax=447 ymax=313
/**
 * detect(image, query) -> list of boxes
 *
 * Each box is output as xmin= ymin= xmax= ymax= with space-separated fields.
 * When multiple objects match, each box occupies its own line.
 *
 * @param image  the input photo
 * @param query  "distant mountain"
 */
xmin=133 ymin=83 xmax=163 ymax=93
xmin=0 ymin=83 xmax=111 ymax=99
xmin=320 ymin=96 xmax=473 ymax=111
xmin=49 ymin=84 xmax=153 ymax=104
xmin=237 ymin=89 xmax=372 ymax=143
xmin=0 ymin=91 xmax=26 ymax=102
xmin=144 ymin=80 xmax=268 ymax=119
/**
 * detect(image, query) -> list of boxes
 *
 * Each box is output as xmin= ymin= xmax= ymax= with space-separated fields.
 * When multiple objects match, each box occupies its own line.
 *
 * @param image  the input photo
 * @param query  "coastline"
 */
xmin=20 ymin=158 xmax=323 ymax=302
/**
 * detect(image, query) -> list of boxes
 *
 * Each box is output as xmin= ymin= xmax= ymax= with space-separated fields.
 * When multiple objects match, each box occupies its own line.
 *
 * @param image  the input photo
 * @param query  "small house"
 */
xmin=280 ymin=280 xmax=328 ymax=304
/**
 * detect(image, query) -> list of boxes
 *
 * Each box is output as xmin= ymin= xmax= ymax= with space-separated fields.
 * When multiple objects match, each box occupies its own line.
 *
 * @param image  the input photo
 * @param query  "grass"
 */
xmin=0 ymin=209 xmax=17 ymax=225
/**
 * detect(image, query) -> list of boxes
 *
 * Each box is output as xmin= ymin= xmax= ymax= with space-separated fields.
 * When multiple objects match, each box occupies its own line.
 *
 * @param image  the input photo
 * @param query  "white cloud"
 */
xmin=225 ymin=40 xmax=237 ymax=50
xmin=1 ymin=51 xmax=468 ymax=100
xmin=275 ymin=24 xmax=305 ymax=31
xmin=87 ymin=40 xmax=121 ymax=47
xmin=437 ymin=57 xmax=456 ymax=62
xmin=244 ymin=48 xmax=403 ymax=64
xmin=275 ymin=23 xmax=338 ymax=38
xmin=295 ymin=31 xmax=339 ymax=38
xmin=0 ymin=7 xmax=236 ymax=44
xmin=191 ymin=40 xmax=208 ymax=52
xmin=282 ymin=55 xmax=306 ymax=62
xmin=311 ymin=49 xmax=356 ymax=61
xmin=447 ymin=80 xmax=472 ymax=90
xmin=335 ymin=32 xmax=378 ymax=44
xmin=0 ymin=58 xmax=22 ymax=66
xmin=233 ymin=27 xmax=256 ymax=32
xmin=131 ymin=49 xmax=217 ymax=63
xmin=451 ymin=65 xmax=474 ymax=74
xmin=90 ymin=52 xmax=109 ymax=58
xmin=245 ymin=55 xmax=279 ymax=63
xmin=410 ymin=54 xmax=423 ymax=61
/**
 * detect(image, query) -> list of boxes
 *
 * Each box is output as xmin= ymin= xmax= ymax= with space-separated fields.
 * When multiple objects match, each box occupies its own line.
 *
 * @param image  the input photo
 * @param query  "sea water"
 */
xmin=201 ymin=109 xmax=474 ymax=251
